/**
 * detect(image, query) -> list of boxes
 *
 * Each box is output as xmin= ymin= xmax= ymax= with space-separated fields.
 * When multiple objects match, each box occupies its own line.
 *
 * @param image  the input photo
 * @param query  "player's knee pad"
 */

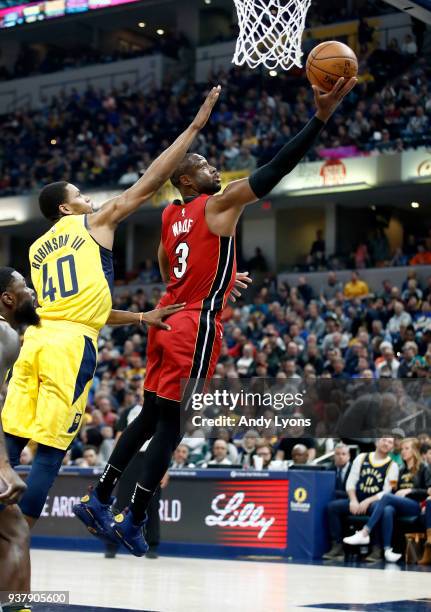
xmin=19 ymin=444 xmax=66 ymax=519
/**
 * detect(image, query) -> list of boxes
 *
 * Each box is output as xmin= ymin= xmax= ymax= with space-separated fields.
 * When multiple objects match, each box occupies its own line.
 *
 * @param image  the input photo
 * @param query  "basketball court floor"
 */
xmin=30 ymin=549 xmax=431 ymax=612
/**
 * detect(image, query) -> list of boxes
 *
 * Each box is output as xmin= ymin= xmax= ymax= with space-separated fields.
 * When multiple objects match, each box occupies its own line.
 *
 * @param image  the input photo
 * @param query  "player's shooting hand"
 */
xmin=229 ymin=271 xmax=252 ymax=303
xmin=192 ymin=85 xmax=222 ymax=131
xmin=141 ymin=303 xmax=186 ymax=330
xmin=0 ymin=463 xmax=27 ymax=505
xmin=313 ymin=77 xmax=357 ymax=123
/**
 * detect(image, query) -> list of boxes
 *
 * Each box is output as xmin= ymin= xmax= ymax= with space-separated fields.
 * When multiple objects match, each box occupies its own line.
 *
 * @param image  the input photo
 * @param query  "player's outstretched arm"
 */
xmin=106 ymin=303 xmax=185 ymax=330
xmin=206 ymin=77 xmax=356 ymax=235
xmin=88 ymin=86 xmax=221 ymax=232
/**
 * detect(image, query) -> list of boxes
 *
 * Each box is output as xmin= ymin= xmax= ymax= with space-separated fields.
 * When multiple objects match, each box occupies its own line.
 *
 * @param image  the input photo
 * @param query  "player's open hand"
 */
xmin=0 ymin=463 xmax=27 ymax=505
xmin=229 ymin=271 xmax=252 ymax=303
xmin=192 ymin=85 xmax=222 ymax=131
xmin=141 ymin=303 xmax=186 ymax=330
xmin=313 ymin=77 xmax=357 ymax=123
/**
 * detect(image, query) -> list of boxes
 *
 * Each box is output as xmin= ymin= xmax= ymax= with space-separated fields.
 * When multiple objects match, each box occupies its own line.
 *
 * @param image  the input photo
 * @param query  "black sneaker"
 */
xmin=365 ymin=546 xmax=382 ymax=562
xmin=322 ymin=542 xmax=344 ymax=560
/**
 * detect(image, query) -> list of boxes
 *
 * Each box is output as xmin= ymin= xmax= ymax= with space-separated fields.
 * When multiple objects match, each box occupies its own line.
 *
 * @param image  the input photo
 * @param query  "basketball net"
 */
xmin=232 ymin=0 xmax=312 ymax=71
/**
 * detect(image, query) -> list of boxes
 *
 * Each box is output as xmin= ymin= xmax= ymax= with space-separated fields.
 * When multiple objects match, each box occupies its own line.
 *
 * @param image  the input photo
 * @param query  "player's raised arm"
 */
xmin=88 ymin=86 xmax=221 ymax=233
xmin=206 ymin=77 xmax=356 ymax=234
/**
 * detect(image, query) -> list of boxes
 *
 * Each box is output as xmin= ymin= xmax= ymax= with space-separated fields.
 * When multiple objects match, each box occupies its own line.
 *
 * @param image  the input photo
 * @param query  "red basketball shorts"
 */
xmin=144 ymin=309 xmax=223 ymax=402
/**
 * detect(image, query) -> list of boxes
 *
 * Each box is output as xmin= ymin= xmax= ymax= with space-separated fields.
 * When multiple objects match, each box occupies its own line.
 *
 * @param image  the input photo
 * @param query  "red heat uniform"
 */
xmin=144 ymin=194 xmax=237 ymax=401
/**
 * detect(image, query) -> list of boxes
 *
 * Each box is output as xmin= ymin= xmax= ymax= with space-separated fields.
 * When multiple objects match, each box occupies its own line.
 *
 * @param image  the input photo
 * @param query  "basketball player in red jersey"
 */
xmin=75 ymin=76 xmax=356 ymax=555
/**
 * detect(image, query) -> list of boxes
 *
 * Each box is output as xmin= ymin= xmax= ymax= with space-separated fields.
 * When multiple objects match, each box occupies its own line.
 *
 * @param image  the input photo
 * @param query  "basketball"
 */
xmin=306 ymin=41 xmax=358 ymax=93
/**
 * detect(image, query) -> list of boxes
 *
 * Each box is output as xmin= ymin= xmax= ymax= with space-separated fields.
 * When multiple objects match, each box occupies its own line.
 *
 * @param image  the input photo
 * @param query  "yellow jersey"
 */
xmin=29 ymin=215 xmax=113 ymax=338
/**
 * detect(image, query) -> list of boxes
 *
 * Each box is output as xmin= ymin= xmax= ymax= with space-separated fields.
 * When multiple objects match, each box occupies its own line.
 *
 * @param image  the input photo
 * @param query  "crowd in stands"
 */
xmin=1 ymin=22 xmax=430 ymax=197
xmin=301 ymin=228 xmax=431 ymax=273
xmin=6 ymin=265 xmax=429 ymax=473
xmin=0 ymin=30 xmax=189 ymax=82
xmin=5 ymin=260 xmax=431 ymax=563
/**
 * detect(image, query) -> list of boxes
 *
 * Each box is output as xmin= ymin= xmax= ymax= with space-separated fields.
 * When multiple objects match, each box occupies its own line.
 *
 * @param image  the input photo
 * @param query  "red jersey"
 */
xmin=159 ymin=194 xmax=236 ymax=313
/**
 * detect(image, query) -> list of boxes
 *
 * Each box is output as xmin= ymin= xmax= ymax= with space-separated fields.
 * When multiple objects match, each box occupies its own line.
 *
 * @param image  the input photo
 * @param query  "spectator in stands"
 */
xmin=344 ymin=438 xmax=431 ymax=563
xmin=354 ymin=242 xmax=370 ymax=269
xmin=297 ymin=276 xmax=314 ymax=304
xmin=305 ymin=302 xmax=326 ymax=339
xmin=406 ymin=106 xmax=429 ymax=135
xmin=99 ymin=426 xmax=115 ymax=465
xmin=236 ymin=344 xmax=256 ymax=377
xmin=276 ymin=424 xmax=316 ymax=462
xmin=203 ymin=440 xmax=232 ymax=467
xmin=211 ymin=428 xmax=239 ymax=464
xmin=401 ymin=34 xmax=418 ymax=56
xmin=237 ymin=430 xmax=259 ymax=468
xmin=376 ymin=343 xmax=400 ymax=378
xmin=331 ymin=443 xmax=352 ymax=498
xmin=310 ymin=230 xmax=325 ymax=258
xmin=421 ymin=444 xmax=431 ymax=466
xmin=171 ymin=444 xmax=195 ymax=469
xmin=248 ymin=247 xmax=268 ymax=273
xmin=358 ymin=17 xmax=375 ymax=51
xmin=234 ymin=146 xmax=257 ymax=172
xmin=389 ymin=431 xmax=405 ymax=467
xmin=323 ymin=437 xmax=398 ymax=561
xmin=387 ymin=301 xmax=412 ymax=336
xmin=82 ymin=445 xmax=104 ymax=468
xmin=410 ymin=244 xmax=431 ymax=266
xmin=118 ymin=165 xmax=140 ymax=186
xmin=255 ymin=444 xmax=275 ymax=469
xmin=290 ymin=444 xmax=310 ymax=466
xmin=397 ymin=341 xmax=419 ymax=378
xmin=320 ymin=272 xmax=343 ymax=302
xmin=344 ymin=271 xmax=370 ymax=300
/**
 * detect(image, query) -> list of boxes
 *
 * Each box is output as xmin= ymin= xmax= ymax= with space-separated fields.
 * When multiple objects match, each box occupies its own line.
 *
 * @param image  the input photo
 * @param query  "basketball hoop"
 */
xmin=232 ymin=0 xmax=312 ymax=71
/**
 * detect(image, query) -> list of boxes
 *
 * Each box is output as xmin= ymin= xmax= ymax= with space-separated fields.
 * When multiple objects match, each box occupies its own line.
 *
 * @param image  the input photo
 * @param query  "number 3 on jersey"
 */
xmin=173 ymin=242 xmax=190 ymax=279
xmin=42 ymin=254 xmax=79 ymax=302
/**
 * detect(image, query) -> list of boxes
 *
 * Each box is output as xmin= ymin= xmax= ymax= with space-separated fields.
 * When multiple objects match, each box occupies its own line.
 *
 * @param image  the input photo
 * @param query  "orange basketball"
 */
xmin=306 ymin=41 xmax=358 ymax=93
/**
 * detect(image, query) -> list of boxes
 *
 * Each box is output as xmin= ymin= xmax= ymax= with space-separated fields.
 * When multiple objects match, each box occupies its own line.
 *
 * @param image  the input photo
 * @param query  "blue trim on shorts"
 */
xmin=72 ymin=336 xmax=96 ymax=406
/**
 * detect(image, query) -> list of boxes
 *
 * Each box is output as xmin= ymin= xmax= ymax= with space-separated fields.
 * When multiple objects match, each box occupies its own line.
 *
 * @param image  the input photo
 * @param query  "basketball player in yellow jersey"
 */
xmin=0 ymin=267 xmax=38 ymax=597
xmin=1 ymin=86 xmax=221 ymax=528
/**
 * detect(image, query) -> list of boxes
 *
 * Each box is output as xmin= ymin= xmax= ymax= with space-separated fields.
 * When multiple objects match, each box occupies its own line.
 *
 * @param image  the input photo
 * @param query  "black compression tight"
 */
xmin=95 ymin=391 xmax=160 ymax=502
xmin=249 ymin=115 xmax=324 ymax=199
xmin=135 ymin=397 xmax=182 ymax=493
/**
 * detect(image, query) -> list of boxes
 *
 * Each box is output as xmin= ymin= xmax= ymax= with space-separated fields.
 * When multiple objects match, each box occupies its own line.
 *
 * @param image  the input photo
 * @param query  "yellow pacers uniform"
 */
xmin=2 ymin=215 xmax=113 ymax=450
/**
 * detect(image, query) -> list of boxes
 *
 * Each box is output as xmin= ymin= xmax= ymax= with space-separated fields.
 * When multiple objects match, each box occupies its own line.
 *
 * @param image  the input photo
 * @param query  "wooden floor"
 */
xmin=30 ymin=549 xmax=431 ymax=612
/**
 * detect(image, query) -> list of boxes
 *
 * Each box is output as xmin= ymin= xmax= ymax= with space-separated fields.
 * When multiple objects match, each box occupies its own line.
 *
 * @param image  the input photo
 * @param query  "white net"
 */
xmin=232 ymin=0 xmax=312 ymax=71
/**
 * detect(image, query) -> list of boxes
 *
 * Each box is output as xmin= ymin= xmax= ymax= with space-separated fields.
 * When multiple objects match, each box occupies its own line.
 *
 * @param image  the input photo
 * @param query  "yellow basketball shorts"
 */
xmin=1 ymin=324 xmax=97 ymax=450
